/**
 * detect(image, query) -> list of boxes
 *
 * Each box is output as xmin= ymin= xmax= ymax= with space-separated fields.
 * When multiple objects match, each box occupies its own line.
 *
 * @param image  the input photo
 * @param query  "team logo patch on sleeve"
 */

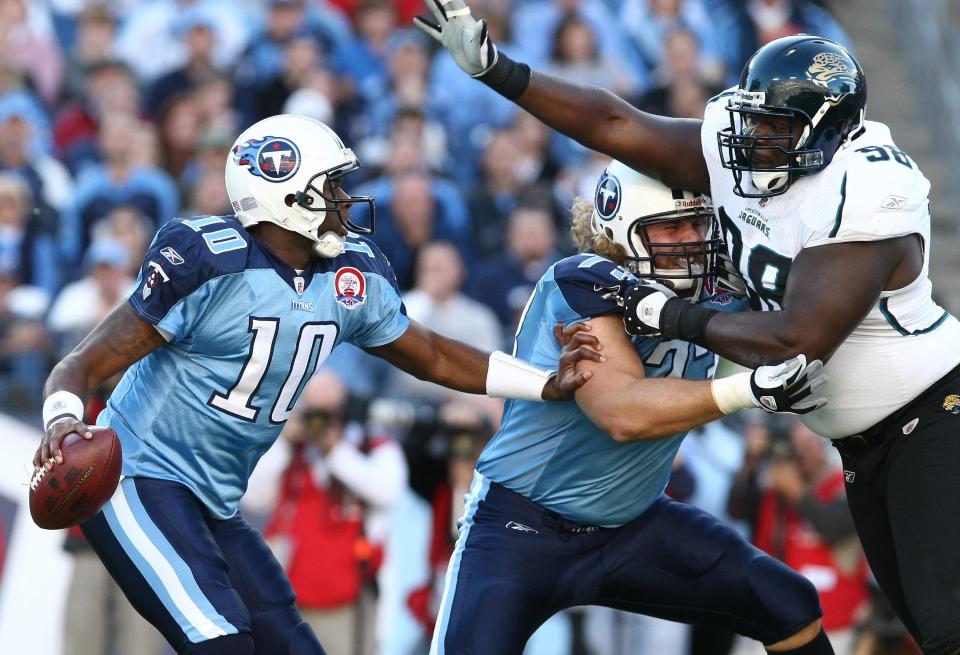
xmin=142 ymin=261 xmax=170 ymax=299
xmin=334 ymin=267 xmax=366 ymax=309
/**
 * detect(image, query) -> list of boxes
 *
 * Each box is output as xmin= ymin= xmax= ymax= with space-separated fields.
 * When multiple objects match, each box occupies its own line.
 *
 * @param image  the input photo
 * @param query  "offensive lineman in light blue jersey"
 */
xmin=431 ymin=161 xmax=833 ymax=654
xmin=33 ymin=115 xmax=596 ymax=655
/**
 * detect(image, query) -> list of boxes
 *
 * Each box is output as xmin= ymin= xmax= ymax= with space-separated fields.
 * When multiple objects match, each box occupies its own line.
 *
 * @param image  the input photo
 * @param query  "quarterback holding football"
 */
xmin=424 ymin=1 xmax=960 ymax=651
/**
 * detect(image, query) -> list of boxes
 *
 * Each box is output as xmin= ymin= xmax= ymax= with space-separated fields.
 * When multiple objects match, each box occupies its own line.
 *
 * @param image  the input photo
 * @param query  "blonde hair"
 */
xmin=568 ymin=196 xmax=628 ymax=265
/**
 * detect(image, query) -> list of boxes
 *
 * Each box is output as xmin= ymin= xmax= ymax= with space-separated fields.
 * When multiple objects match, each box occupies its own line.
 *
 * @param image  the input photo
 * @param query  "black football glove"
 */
xmin=621 ymin=280 xmax=677 ymax=337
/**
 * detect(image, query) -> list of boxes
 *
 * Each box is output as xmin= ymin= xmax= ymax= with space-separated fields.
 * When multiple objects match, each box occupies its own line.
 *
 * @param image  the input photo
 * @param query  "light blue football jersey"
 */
xmin=476 ymin=253 xmax=746 ymax=527
xmin=100 ymin=216 xmax=409 ymax=518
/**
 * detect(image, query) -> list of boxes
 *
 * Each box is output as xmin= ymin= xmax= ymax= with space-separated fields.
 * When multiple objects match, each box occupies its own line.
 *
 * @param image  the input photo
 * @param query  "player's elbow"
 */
xmin=763 ymin=326 xmax=830 ymax=365
xmin=598 ymin=413 xmax=657 ymax=443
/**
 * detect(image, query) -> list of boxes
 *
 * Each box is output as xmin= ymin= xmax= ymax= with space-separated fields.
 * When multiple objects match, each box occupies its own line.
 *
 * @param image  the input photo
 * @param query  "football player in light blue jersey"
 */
xmin=32 ymin=115 xmax=597 ymax=655
xmin=430 ymin=161 xmax=834 ymax=655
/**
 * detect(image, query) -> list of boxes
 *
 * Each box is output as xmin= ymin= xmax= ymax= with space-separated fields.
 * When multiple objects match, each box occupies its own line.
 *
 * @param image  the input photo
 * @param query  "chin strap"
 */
xmin=750 ymin=169 xmax=789 ymax=193
xmin=314 ymin=231 xmax=345 ymax=258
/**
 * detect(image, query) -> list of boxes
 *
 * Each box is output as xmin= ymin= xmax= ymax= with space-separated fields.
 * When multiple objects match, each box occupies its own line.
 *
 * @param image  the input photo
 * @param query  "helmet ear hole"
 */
xmin=284 ymin=193 xmax=297 ymax=207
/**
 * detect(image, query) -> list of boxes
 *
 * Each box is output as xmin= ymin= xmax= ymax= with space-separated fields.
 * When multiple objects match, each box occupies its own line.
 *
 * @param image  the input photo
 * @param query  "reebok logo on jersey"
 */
xmin=902 ymin=418 xmax=919 ymax=435
xmin=160 ymin=247 xmax=185 ymax=265
xmin=881 ymin=195 xmax=908 ymax=210
xmin=505 ymin=521 xmax=538 ymax=534
xmin=844 ymin=470 xmax=856 ymax=483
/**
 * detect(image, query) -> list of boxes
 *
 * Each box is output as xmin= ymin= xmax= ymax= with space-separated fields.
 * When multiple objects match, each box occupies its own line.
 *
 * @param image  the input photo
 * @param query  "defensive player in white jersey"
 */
xmin=430 ymin=161 xmax=833 ymax=655
xmin=422 ymin=4 xmax=960 ymax=651
xmin=32 ymin=115 xmax=597 ymax=655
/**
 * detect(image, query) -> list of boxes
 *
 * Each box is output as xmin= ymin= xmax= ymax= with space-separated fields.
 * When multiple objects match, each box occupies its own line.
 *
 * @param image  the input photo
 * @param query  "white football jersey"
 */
xmin=702 ymin=89 xmax=960 ymax=438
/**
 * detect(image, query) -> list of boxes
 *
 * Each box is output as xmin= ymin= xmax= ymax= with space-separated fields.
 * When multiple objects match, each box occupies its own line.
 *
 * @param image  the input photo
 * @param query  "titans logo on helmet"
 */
xmin=595 ymin=172 xmax=621 ymax=221
xmin=232 ymin=136 xmax=301 ymax=183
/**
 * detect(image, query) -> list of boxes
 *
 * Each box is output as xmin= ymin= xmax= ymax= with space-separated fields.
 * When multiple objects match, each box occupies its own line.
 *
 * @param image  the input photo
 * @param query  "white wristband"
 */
xmin=42 ymin=391 xmax=85 ymax=430
xmin=485 ymin=351 xmax=554 ymax=402
xmin=710 ymin=372 xmax=755 ymax=415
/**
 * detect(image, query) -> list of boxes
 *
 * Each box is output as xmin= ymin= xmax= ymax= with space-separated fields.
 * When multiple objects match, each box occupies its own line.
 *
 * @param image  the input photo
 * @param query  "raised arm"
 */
xmin=36 ymin=302 xmax=167 ymax=468
xmin=516 ymin=75 xmax=709 ymax=193
xmin=414 ymin=0 xmax=709 ymax=193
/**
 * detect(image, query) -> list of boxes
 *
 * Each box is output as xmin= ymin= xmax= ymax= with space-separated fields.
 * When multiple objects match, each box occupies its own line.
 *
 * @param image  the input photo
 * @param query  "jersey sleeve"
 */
xmin=127 ymin=218 xmax=247 ymax=342
xmin=344 ymin=237 xmax=410 ymax=348
xmin=804 ymin=144 xmax=932 ymax=248
xmin=549 ymin=254 xmax=637 ymax=322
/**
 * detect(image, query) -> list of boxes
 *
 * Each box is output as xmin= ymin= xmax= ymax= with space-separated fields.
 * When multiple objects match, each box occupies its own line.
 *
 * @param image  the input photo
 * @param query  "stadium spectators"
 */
xmin=0 ymin=1 xmax=868 ymax=652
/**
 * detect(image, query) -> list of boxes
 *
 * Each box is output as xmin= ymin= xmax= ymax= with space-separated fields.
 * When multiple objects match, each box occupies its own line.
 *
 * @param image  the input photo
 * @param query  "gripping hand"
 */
xmin=713 ymin=250 xmax=747 ymax=299
xmin=621 ymin=280 xmax=677 ymax=337
xmin=749 ymin=355 xmax=828 ymax=414
xmin=415 ymin=0 xmax=497 ymax=77
xmin=712 ymin=355 xmax=828 ymax=416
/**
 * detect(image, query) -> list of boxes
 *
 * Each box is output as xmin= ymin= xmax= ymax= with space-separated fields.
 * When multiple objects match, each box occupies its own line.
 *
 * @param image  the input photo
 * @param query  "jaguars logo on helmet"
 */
xmin=717 ymin=35 xmax=867 ymax=198
xmin=807 ymin=52 xmax=855 ymax=83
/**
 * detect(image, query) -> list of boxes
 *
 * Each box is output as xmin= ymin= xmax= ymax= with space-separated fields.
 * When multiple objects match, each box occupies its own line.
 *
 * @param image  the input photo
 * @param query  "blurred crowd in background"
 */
xmin=0 ymin=0 xmax=922 ymax=653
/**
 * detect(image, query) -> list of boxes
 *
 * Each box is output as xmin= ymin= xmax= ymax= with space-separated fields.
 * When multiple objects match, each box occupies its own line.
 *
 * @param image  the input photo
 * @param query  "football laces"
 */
xmin=30 ymin=465 xmax=48 ymax=493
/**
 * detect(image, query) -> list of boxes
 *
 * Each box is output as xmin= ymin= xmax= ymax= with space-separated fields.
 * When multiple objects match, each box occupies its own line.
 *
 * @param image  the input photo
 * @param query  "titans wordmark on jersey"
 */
xmin=101 ymin=216 xmax=408 ymax=518
xmin=702 ymin=90 xmax=960 ymax=438
xmin=476 ymin=254 xmax=745 ymax=527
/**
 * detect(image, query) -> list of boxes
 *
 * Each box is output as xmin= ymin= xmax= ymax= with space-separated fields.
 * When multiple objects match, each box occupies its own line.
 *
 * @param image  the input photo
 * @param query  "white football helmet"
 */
xmin=225 ymin=114 xmax=375 ymax=258
xmin=590 ymin=160 xmax=721 ymax=298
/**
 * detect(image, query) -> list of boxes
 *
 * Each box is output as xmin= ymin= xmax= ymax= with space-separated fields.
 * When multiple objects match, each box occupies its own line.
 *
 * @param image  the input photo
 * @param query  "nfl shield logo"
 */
xmin=294 ymin=276 xmax=305 ymax=295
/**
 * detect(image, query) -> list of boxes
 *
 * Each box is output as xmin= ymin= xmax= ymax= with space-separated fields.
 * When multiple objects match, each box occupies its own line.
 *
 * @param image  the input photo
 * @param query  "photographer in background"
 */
xmin=728 ymin=416 xmax=869 ymax=653
xmin=246 ymin=370 xmax=407 ymax=655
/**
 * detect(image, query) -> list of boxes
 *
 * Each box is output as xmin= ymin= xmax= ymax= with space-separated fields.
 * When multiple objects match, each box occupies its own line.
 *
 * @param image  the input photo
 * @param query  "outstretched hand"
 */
xmin=414 ymin=0 xmax=497 ymax=77
xmin=541 ymin=322 xmax=604 ymax=400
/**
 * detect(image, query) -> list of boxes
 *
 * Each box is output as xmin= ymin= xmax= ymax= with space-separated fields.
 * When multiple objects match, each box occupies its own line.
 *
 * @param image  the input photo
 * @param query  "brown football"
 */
xmin=29 ymin=426 xmax=122 ymax=530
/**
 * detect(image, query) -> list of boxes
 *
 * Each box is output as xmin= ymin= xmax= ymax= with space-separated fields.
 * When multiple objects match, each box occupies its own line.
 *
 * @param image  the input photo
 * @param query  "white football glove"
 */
xmin=414 ymin=0 xmax=497 ymax=77
xmin=712 ymin=355 xmax=829 ymax=415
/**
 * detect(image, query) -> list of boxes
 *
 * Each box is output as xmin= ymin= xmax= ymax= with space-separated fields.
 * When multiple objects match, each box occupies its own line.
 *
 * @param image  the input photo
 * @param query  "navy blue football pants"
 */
xmin=431 ymin=473 xmax=823 ymax=655
xmin=81 ymin=477 xmax=325 ymax=655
